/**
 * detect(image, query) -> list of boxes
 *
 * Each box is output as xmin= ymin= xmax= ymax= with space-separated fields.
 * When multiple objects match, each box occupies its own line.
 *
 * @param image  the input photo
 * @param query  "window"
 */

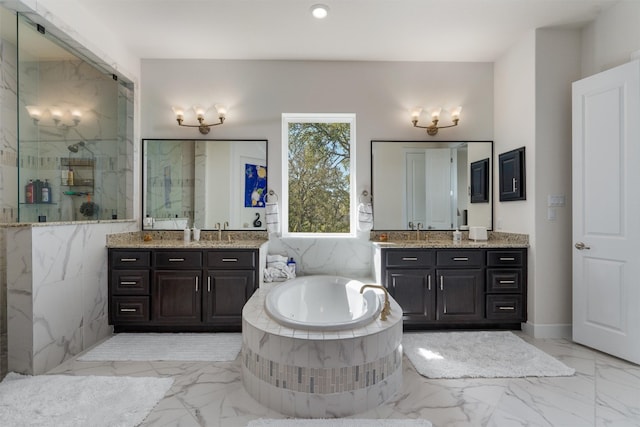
xmin=282 ymin=113 xmax=356 ymax=237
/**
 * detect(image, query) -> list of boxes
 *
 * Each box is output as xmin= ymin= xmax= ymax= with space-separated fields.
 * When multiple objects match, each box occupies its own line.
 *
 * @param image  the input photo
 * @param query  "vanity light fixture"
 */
xmin=172 ymin=104 xmax=226 ymax=135
xmin=25 ymin=105 xmax=82 ymax=129
xmin=310 ymin=4 xmax=329 ymax=19
xmin=411 ymin=106 xmax=462 ymax=136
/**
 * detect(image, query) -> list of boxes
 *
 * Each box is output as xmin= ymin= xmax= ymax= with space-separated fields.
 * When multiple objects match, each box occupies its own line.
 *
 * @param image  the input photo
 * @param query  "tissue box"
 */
xmin=469 ymin=226 xmax=488 ymax=241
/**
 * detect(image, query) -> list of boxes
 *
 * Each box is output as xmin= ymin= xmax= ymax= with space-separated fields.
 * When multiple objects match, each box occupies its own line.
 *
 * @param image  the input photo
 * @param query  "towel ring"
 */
xmin=359 ymin=190 xmax=371 ymax=203
xmin=266 ymin=189 xmax=279 ymax=202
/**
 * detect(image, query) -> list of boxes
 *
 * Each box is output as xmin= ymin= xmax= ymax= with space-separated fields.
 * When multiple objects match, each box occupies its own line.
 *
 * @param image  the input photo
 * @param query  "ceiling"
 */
xmin=77 ymin=0 xmax=619 ymax=62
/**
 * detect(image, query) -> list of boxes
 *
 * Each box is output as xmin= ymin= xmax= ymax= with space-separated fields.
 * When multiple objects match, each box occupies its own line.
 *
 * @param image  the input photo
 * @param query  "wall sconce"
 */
xmin=411 ymin=106 xmax=462 ymax=136
xmin=172 ymin=104 xmax=227 ymax=135
xmin=25 ymin=105 xmax=82 ymax=129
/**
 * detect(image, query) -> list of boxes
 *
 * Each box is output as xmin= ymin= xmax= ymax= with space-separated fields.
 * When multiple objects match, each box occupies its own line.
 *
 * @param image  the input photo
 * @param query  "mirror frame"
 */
xmin=142 ymin=138 xmax=268 ymax=231
xmin=370 ymin=140 xmax=494 ymax=231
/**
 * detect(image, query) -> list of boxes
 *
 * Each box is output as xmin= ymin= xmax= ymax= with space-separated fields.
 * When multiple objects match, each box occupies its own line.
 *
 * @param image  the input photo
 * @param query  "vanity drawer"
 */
xmin=487 ymin=250 xmax=524 ymax=267
xmin=111 ymin=296 xmax=150 ymax=323
xmin=486 ymin=269 xmax=523 ymax=293
xmin=207 ymin=250 xmax=256 ymax=269
xmin=111 ymin=270 xmax=150 ymax=294
xmin=110 ymin=250 xmax=151 ymax=268
xmin=154 ymin=251 xmax=202 ymax=269
xmin=436 ymin=250 xmax=484 ymax=267
xmin=383 ymin=250 xmax=435 ymax=268
xmin=486 ymin=295 xmax=523 ymax=320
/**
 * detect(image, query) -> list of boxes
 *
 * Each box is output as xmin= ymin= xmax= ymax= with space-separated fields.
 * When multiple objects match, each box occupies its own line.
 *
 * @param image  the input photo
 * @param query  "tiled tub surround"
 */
xmin=242 ymin=282 xmax=404 ymax=418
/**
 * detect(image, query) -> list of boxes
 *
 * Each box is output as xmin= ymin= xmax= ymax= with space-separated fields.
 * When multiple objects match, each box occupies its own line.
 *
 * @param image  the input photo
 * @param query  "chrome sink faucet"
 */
xmin=215 ymin=222 xmax=221 ymax=241
xmin=359 ymin=284 xmax=391 ymax=321
xmin=416 ymin=222 xmax=423 ymax=240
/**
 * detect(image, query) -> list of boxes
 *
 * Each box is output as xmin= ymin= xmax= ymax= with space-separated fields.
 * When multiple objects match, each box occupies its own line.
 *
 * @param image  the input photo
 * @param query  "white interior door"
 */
xmin=572 ymin=59 xmax=640 ymax=364
xmin=405 ymin=152 xmax=427 ymax=229
xmin=425 ymin=148 xmax=453 ymax=229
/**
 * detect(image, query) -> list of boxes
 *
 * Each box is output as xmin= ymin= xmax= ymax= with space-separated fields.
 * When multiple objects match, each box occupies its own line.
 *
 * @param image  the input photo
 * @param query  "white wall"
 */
xmin=581 ymin=1 xmax=640 ymax=78
xmin=534 ymin=28 xmax=581 ymax=335
xmin=141 ymin=59 xmax=494 ymax=275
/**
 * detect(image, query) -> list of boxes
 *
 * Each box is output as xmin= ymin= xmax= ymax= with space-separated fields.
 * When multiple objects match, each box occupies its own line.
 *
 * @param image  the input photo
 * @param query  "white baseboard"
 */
xmin=521 ymin=321 xmax=572 ymax=339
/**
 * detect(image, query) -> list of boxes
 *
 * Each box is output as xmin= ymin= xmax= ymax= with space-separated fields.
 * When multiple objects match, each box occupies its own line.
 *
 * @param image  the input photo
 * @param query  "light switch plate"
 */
xmin=547 ymin=194 xmax=566 ymax=207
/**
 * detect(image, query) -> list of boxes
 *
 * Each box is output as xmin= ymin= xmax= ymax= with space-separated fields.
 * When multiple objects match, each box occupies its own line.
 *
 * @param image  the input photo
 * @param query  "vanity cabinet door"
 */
xmin=204 ymin=270 xmax=256 ymax=325
xmin=436 ymin=269 xmax=484 ymax=321
xmin=153 ymin=270 xmax=202 ymax=324
xmin=385 ymin=268 xmax=436 ymax=322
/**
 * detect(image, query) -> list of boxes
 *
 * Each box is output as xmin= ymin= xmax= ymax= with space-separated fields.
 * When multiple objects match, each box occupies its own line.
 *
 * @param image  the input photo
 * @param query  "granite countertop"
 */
xmin=372 ymin=239 xmax=528 ymax=249
xmin=370 ymin=230 xmax=529 ymax=248
xmin=107 ymin=239 xmax=268 ymax=249
xmin=106 ymin=230 xmax=269 ymax=249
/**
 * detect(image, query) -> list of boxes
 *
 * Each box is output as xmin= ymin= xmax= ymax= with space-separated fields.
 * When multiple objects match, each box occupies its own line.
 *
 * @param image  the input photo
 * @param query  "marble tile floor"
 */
xmin=46 ymin=334 xmax=640 ymax=427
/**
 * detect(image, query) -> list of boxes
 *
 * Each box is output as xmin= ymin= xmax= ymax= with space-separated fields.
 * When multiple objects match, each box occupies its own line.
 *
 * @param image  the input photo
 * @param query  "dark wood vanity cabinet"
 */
xmin=204 ymin=250 xmax=257 ymax=326
xmin=381 ymin=247 xmax=526 ymax=328
xmin=109 ymin=248 xmax=258 ymax=332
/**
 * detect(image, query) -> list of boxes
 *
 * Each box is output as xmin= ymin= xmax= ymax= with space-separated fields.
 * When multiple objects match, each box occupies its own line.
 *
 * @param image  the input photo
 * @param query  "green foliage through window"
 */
xmin=287 ymin=121 xmax=352 ymax=233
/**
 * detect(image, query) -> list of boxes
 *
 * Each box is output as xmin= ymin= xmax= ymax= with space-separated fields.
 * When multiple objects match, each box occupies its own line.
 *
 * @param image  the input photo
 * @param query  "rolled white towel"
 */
xmin=357 ymin=202 xmax=373 ymax=232
xmin=267 ymin=254 xmax=288 ymax=264
xmin=265 ymin=202 xmax=280 ymax=234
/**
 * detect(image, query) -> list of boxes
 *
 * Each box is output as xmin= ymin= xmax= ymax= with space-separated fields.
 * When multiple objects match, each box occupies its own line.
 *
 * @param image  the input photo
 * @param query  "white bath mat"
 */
xmin=248 ymin=420 xmax=432 ymax=427
xmin=78 ymin=332 xmax=242 ymax=361
xmin=0 ymin=372 xmax=172 ymax=427
xmin=403 ymin=331 xmax=575 ymax=379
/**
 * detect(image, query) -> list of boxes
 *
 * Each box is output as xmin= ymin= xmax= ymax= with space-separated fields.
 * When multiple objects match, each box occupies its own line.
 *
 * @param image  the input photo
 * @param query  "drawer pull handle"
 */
xmin=498 ymin=306 xmax=515 ymax=311
xmin=120 ymin=281 xmax=138 ymax=285
xmin=120 ymin=258 xmax=138 ymax=262
xmin=453 ymin=257 xmax=468 ymax=261
xmin=169 ymin=258 xmax=185 ymax=262
xmin=401 ymin=257 xmax=418 ymax=261
xmin=500 ymin=257 xmax=516 ymax=261
xmin=499 ymin=280 xmax=516 ymax=284
xmin=120 ymin=308 xmax=137 ymax=312
xmin=222 ymin=258 xmax=238 ymax=262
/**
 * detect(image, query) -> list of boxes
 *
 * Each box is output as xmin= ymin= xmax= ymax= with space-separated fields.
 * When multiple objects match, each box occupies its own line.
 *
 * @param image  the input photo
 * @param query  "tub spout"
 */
xmin=359 ymin=284 xmax=391 ymax=321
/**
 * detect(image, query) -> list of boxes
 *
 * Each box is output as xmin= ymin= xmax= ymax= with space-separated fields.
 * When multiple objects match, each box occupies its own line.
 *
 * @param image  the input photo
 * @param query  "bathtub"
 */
xmin=242 ymin=275 xmax=404 ymax=417
xmin=264 ymin=275 xmax=382 ymax=331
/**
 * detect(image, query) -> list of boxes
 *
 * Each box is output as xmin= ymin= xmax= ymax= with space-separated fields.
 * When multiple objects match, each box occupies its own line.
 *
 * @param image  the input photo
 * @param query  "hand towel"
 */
xmin=265 ymin=202 xmax=280 ymax=234
xmin=357 ymin=202 xmax=373 ymax=231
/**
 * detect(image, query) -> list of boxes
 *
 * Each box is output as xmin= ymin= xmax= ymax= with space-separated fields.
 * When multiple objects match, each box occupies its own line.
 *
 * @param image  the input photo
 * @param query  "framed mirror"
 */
xmin=143 ymin=139 xmax=268 ymax=230
xmin=371 ymin=140 xmax=493 ymax=230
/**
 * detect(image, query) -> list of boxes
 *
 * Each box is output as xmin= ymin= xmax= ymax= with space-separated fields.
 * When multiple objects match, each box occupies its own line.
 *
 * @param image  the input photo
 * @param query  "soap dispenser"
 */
xmin=453 ymin=228 xmax=462 ymax=243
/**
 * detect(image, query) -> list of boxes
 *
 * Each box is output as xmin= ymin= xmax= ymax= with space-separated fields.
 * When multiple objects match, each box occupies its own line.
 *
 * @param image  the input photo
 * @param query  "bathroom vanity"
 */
xmin=107 ymin=232 xmax=267 ymax=332
xmin=374 ymin=234 xmax=528 ymax=329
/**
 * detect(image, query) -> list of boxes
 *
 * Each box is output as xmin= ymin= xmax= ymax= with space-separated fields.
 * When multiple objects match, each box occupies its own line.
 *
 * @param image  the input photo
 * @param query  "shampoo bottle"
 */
xmin=453 ymin=228 xmax=462 ymax=243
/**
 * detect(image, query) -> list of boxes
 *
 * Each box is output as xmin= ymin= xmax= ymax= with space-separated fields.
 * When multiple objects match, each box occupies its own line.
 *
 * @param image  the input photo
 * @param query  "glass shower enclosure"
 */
xmin=16 ymin=14 xmax=133 ymax=222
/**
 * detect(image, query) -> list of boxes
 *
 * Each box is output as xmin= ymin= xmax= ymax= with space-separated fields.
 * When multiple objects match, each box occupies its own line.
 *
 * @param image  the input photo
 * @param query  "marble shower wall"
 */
xmin=0 ymin=8 xmax=19 ymax=380
xmin=6 ymin=220 xmax=137 ymax=375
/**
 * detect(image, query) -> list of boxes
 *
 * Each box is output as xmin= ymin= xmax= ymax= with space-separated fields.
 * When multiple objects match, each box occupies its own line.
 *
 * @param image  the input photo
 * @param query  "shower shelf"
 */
xmin=60 ymin=158 xmax=95 ymax=187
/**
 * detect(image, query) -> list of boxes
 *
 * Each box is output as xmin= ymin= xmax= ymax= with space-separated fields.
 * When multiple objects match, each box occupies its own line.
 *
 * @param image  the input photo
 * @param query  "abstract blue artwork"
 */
xmin=245 ymin=164 xmax=267 ymax=207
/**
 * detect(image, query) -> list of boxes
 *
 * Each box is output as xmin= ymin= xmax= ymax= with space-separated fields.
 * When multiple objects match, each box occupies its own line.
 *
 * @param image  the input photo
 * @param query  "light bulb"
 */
xmin=451 ymin=106 xmax=463 ymax=120
xmin=411 ymin=107 xmax=423 ymax=121
xmin=431 ymin=107 xmax=442 ymax=120
xmin=171 ymin=106 xmax=185 ymax=120
xmin=215 ymin=104 xmax=227 ymax=118
xmin=25 ymin=105 xmax=42 ymax=120
xmin=192 ymin=105 xmax=207 ymax=119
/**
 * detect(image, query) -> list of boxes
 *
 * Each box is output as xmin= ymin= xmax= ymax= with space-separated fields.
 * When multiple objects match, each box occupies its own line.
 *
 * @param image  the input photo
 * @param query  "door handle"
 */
xmin=575 ymin=242 xmax=591 ymax=250
xmin=512 ymin=177 xmax=517 ymax=192
xmin=427 ymin=275 xmax=431 ymax=291
xmin=195 ymin=276 xmax=199 ymax=292
xmin=440 ymin=276 xmax=444 ymax=291
xmin=208 ymin=276 xmax=211 ymax=293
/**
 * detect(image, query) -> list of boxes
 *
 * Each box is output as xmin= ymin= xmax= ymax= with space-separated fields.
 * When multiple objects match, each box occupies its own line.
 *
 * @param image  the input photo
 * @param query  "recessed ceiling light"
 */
xmin=310 ymin=4 xmax=329 ymax=19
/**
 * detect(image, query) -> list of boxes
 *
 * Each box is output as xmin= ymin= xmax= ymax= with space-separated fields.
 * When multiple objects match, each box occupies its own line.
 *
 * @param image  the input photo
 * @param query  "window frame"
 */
xmin=281 ymin=113 xmax=357 ymax=238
